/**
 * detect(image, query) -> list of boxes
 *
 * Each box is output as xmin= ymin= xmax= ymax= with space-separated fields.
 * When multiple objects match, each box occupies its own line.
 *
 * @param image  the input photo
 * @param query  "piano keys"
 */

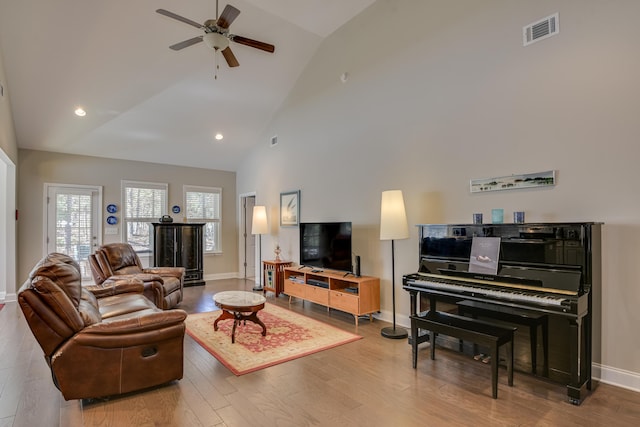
xmin=404 ymin=271 xmax=582 ymax=315
xmin=404 ymin=223 xmax=602 ymax=405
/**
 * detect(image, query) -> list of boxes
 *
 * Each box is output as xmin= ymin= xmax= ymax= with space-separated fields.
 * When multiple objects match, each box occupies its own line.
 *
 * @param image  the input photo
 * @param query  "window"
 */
xmin=122 ymin=181 xmax=167 ymax=253
xmin=184 ymin=185 xmax=221 ymax=253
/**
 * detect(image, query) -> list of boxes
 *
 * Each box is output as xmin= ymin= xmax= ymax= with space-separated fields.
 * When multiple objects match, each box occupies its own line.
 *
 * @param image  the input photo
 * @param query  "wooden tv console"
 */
xmin=283 ymin=267 xmax=380 ymax=325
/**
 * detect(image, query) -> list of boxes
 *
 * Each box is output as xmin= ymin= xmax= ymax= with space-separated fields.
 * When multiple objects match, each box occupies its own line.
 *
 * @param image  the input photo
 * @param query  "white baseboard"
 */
xmin=593 ymin=363 xmax=640 ymax=393
xmin=0 ymin=292 xmax=17 ymax=303
xmin=203 ymin=272 xmax=240 ymax=281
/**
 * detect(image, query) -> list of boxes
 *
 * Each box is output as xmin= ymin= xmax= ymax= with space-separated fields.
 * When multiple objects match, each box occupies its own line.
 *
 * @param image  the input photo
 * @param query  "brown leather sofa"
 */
xmin=18 ymin=253 xmax=187 ymax=401
xmin=89 ymin=243 xmax=184 ymax=309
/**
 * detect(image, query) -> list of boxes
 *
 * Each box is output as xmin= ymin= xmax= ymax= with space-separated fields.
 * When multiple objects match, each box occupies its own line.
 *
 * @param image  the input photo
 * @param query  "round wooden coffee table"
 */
xmin=213 ymin=291 xmax=267 ymax=343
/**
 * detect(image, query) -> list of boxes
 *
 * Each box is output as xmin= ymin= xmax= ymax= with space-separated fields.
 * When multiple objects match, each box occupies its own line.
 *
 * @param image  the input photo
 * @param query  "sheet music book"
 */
xmin=468 ymin=237 xmax=501 ymax=275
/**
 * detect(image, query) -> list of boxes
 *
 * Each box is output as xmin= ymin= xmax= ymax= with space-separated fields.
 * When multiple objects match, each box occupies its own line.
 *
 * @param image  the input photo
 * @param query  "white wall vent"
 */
xmin=270 ymin=135 xmax=278 ymax=147
xmin=523 ymin=13 xmax=559 ymax=46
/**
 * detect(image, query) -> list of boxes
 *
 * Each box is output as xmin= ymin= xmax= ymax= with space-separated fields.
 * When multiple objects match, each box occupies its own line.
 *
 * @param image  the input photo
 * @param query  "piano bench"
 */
xmin=457 ymin=300 xmax=548 ymax=375
xmin=410 ymin=311 xmax=516 ymax=399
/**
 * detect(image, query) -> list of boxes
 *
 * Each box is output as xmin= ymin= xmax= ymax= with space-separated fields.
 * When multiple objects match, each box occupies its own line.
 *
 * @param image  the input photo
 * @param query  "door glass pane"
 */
xmin=54 ymin=192 xmax=93 ymax=278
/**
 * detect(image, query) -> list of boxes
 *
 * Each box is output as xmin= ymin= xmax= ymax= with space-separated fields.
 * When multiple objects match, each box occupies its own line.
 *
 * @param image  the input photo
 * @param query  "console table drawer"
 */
xmin=305 ymin=286 xmax=329 ymax=305
xmin=284 ymin=280 xmax=305 ymax=298
xmin=330 ymin=291 xmax=359 ymax=313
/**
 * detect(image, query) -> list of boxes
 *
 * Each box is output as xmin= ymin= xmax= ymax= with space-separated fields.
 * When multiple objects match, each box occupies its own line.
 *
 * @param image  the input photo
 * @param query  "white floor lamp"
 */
xmin=252 ymin=205 xmax=268 ymax=292
xmin=380 ymin=190 xmax=409 ymax=339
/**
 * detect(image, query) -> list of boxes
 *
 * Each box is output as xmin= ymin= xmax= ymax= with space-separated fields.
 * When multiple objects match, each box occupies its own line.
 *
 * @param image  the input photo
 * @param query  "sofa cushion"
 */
xmin=98 ymin=293 xmax=159 ymax=320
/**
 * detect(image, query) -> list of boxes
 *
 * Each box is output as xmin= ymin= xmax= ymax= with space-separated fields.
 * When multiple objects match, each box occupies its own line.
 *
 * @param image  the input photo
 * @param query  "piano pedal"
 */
xmin=479 ymin=355 xmax=506 ymax=365
xmin=473 ymin=353 xmax=487 ymax=361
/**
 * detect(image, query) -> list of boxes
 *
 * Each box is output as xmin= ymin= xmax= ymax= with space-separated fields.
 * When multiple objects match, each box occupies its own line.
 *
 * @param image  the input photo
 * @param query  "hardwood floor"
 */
xmin=2 ymin=279 xmax=640 ymax=426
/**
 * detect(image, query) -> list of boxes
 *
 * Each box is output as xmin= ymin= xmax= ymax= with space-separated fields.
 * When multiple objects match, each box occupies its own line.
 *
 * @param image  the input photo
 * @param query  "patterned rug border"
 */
xmin=185 ymin=303 xmax=362 ymax=375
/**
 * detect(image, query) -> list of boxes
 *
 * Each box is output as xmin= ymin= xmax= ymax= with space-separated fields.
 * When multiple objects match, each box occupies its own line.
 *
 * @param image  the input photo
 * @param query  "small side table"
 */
xmin=263 ymin=260 xmax=293 ymax=297
xmin=213 ymin=291 xmax=267 ymax=343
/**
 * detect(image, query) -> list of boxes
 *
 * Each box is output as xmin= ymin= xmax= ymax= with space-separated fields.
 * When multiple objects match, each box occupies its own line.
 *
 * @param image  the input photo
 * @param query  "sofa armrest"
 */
xmin=84 ymin=277 xmax=144 ymax=298
xmin=143 ymin=267 xmax=185 ymax=280
xmin=111 ymin=272 xmax=165 ymax=284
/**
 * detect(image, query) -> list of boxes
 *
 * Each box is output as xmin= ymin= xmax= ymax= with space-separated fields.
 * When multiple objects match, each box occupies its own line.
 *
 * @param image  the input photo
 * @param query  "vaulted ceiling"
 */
xmin=0 ymin=0 xmax=375 ymax=171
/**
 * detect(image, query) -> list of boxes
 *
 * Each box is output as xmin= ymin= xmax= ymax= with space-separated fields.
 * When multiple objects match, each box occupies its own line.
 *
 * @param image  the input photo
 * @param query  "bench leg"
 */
xmin=430 ymin=330 xmax=436 ymax=360
xmin=507 ymin=339 xmax=514 ymax=387
xmin=491 ymin=344 xmax=499 ymax=399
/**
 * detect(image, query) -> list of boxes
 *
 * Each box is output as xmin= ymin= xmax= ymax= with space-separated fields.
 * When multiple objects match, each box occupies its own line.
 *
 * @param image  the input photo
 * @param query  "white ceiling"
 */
xmin=0 ymin=0 xmax=375 ymax=171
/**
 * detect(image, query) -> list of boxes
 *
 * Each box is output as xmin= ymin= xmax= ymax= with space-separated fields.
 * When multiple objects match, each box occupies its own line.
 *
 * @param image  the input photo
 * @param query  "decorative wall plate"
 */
xmin=106 ymin=215 xmax=118 ymax=225
xmin=106 ymin=204 xmax=118 ymax=213
xmin=172 ymin=205 xmax=181 ymax=214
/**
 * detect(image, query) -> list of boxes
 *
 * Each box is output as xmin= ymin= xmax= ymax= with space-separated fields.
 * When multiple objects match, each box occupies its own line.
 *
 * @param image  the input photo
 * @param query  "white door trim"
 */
xmin=0 ymin=148 xmax=16 ymax=302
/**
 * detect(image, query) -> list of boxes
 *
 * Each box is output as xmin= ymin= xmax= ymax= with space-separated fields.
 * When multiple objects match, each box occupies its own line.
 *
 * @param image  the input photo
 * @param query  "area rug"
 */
xmin=185 ymin=303 xmax=362 ymax=375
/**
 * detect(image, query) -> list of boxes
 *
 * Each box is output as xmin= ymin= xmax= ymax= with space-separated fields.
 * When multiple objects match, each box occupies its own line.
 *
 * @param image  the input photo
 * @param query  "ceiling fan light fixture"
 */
xmin=203 ymin=32 xmax=229 ymax=51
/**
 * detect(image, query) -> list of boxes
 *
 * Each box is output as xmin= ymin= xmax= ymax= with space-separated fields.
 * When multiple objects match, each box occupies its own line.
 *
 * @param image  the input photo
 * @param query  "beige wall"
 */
xmin=18 ymin=149 xmax=238 ymax=283
xmin=237 ymin=0 xmax=640 ymax=388
xmin=0 ymin=36 xmax=17 ymax=162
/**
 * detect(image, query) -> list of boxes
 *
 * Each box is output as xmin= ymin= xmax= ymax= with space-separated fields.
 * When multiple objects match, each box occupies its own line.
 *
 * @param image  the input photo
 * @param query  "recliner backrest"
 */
xmin=98 ymin=243 xmax=144 ymax=275
xmin=88 ymin=253 xmax=109 ymax=285
xmin=18 ymin=253 xmax=100 ymax=358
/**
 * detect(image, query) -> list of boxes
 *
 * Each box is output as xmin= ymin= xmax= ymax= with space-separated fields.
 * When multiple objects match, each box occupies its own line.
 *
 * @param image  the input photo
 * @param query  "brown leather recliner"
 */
xmin=89 ymin=243 xmax=184 ymax=309
xmin=18 ymin=252 xmax=187 ymax=401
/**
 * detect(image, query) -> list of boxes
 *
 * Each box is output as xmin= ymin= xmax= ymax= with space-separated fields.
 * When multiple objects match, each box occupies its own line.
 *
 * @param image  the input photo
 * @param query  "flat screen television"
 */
xmin=299 ymin=222 xmax=352 ymax=272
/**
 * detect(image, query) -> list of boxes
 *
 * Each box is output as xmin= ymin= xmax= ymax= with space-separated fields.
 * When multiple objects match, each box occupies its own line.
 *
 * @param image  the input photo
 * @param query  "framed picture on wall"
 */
xmin=280 ymin=190 xmax=300 ymax=227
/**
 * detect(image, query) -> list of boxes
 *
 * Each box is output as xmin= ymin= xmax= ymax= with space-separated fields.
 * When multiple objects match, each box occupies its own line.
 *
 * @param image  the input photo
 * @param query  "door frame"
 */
xmin=238 ymin=192 xmax=256 ymax=283
xmin=43 ymin=183 xmax=103 ymax=275
xmin=0 ymin=148 xmax=16 ymax=302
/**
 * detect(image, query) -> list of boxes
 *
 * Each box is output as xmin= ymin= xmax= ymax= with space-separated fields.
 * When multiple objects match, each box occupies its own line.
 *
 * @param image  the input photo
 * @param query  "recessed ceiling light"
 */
xmin=215 ymin=133 xmax=223 ymax=140
xmin=74 ymin=107 xmax=86 ymax=117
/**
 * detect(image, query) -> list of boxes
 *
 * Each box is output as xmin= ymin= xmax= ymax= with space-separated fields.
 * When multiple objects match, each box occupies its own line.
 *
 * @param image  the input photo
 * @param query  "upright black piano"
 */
xmin=403 ymin=222 xmax=602 ymax=405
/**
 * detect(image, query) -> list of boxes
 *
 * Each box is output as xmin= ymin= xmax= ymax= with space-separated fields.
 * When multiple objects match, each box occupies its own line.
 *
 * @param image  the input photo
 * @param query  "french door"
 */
xmin=45 ymin=184 xmax=101 ymax=280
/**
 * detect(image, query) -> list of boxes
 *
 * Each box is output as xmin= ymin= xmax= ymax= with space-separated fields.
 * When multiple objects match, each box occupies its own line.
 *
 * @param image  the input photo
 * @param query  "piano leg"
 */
xmin=567 ymin=314 xmax=590 ymax=405
xmin=409 ymin=291 xmax=417 ymax=316
xmin=411 ymin=316 xmax=418 ymax=368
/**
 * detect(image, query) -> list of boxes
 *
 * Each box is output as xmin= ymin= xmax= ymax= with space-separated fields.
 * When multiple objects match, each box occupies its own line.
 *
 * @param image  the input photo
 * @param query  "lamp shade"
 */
xmin=251 ymin=206 xmax=268 ymax=235
xmin=380 ymin=190 xmax=409 ymax=240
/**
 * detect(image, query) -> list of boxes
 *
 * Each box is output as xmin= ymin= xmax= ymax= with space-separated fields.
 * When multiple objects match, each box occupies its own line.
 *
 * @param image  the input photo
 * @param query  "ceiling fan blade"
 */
xmin=169 ymin=36 xmax=204 ymax=51
xmin=221 ymin=47 xmax=240 ymax=67
xmin=156 ymin=9 xmax=203 ymax=29
xmin=231 ymin=35 xmax=275 ymax=53
xmin=217 ymin=5 xmax=240 ymax=29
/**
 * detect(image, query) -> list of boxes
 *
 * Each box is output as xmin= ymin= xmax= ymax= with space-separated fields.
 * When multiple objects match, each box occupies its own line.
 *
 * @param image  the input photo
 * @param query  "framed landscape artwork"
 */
xmin=470 ymin=170 xmax=556 ymax=193
xmin=280 ymin=190 xmax=300 ymax=226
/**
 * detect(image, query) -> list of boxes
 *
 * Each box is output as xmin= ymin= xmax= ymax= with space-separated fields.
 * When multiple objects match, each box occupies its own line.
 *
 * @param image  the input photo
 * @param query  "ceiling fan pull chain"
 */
xmin=215 ymin=50 xmax=222 ymax=80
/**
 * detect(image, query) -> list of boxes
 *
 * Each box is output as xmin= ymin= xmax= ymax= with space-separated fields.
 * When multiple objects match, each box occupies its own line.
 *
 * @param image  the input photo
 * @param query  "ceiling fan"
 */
xmin=156 ymin=1 xmax=275 ymax=69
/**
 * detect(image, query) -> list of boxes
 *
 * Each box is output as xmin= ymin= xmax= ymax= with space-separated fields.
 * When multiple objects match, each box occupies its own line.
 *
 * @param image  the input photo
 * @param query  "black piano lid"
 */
xmin=416 ymin=222 xmax=601 ymax=295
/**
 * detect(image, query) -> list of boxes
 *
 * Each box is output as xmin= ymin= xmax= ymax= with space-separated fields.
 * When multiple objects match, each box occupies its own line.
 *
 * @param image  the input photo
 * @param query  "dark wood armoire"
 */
xmin=152 ymin=222 xmax=205 ymax=287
